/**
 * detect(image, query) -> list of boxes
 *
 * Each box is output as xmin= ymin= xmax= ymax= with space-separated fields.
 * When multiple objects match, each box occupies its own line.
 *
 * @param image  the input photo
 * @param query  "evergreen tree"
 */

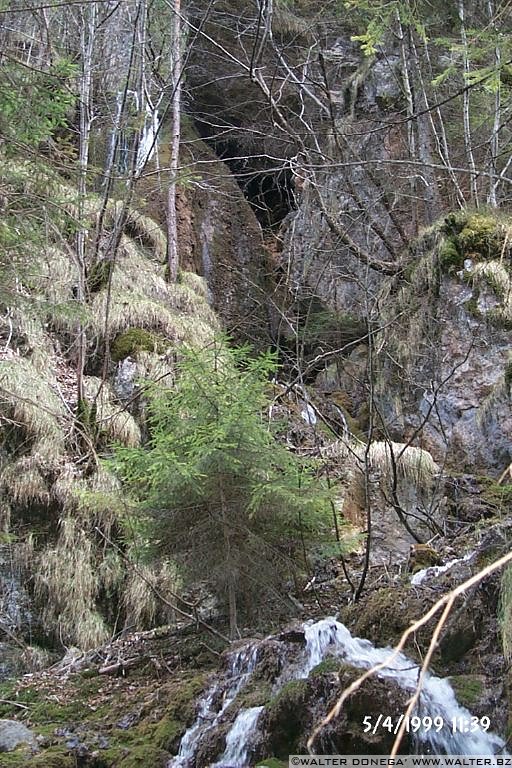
xmin=112 ymin=339 xmax=334 ymax=638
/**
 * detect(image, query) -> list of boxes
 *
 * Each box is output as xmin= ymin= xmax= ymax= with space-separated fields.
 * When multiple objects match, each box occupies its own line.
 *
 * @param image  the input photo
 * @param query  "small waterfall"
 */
xmin=168 ymin=644 xmax=259 ymax=768
xmin=302 ymin=619 xmax=505 ymax=756
xmin=136 ymin=103 xmax=160 ymax=173
xmin=169 ymin=618 xmax=506 ymax=767
xmin=211 ymin=706 xmax=264 ymax=768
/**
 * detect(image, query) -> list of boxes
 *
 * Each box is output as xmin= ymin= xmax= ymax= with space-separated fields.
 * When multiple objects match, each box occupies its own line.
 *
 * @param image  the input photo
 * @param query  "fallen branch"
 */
xmin=99 ymin=657 xmax=139 ymax=675
xmin=0 ymin=699 xmax=29 ymax=710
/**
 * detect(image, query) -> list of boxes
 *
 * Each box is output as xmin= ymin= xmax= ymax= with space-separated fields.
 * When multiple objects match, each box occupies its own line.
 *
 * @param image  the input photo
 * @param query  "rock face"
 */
xmin=375 ymin=217 xmax=512 ymax=475
xmin=137 ymin=120 xmax=269 ymax=346
xmin=0 ymin=720 xmax=36 ymax=752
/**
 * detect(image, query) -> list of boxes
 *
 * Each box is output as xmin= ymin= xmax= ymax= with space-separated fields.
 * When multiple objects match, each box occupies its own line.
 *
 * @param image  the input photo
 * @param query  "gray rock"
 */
xmin=114 ymin=357 xmax=138 ymax=401
xmin=0 ymin=719 xmax=37 ymax=752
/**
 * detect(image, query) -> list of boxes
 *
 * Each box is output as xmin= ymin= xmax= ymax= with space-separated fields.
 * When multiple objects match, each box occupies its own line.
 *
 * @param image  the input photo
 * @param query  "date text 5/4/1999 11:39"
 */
xmin=362 ymin=715 xmax=491 ymax=736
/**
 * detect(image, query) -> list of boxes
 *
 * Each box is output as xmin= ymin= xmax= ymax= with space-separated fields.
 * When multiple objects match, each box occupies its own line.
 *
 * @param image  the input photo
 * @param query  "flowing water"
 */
xmin=168 ymin=618 xmax=506 ymax=768
xmin=168 ymin=644 xmax=260 ymax=768
xmin=411 ymin=553 xmax=475 ymax=587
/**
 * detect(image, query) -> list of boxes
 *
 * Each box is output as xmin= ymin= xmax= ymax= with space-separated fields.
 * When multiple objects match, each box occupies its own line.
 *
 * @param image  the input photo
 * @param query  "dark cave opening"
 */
xmin=190 ymin=120 xmax=296 ymax=229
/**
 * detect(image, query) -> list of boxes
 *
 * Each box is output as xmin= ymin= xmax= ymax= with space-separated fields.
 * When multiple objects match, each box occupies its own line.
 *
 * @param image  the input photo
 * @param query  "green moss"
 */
xmin=440 ymin=211 xmax=508 ymax=269
xmin=256 ymin=760 xmax=288 ymax=768
xmin=117 ymin=744 xmax=169 ymax=766
xmin=111 ymin=327 xmax=167 ymax=362
xmin=459 ymin=214 xmax=502 ymax=258
xmin=267 ymin=679 xmax=308 ymax=714
xmin=309 ymin=657 xmax=341 ymax=677
xmin=0 ymin=684 xmax=41 ymax=718
xmin=0 ymin=748 xmax=33 ymax=767
xmin=0 ymin=747 xmax=76 ymax=768
xmin=438 ymin=236 xmax=464 ymax=272
xmin=479 ymin=476 xmax=512 ymax=509
xmin=449 ymin=675 xmax=484 ymax=708
xmin=151 ymin=717 xmax=184 ymax=750
xmin=235 ymin=678 xmax=272 ymax=709
xmin=161 ymin=674 xmax=208 ymax=724
xmin=76 ymin=396 xmax=98 ymax=439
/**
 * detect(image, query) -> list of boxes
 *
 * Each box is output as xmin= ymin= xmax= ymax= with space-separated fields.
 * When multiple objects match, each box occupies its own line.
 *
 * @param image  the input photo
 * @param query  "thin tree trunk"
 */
xmin=404 ymin=19 xmax=442 ymax=222
xmin=76 ymin=3 xmax=96 ymax=408
xmin=421 ymin=35 xmax=466 ymax=209
xmin=458 ymin=0 xmax=479 ymax=205
xmin=396 ymin=10 xmax=418 ymax=233
xmin=487 ymin=0 xmax=500 ymax=207
xmin=167 ymin=0 xmax=182 ymax=283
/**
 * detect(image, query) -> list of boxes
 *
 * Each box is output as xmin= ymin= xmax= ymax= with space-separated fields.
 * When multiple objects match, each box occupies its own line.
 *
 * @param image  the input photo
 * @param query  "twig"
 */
xmin=0 ymin=699 xmax=29 ymax=710
xmin=307 ymin=548 xmax=512 ymax=756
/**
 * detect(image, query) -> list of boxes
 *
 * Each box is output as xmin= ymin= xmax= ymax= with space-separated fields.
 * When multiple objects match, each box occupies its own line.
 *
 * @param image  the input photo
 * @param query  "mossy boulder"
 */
xmin=111 ymin=328 xmax=167 ymax=362
xmin=440 ymin=212 xmax=509 ymax=271
xmin=264 ymin=679 xmax=310 ymax=756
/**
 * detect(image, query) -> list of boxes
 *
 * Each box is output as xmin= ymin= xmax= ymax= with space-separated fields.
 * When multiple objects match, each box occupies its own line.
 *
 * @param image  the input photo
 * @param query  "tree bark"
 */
xmin=76 ymin=3 xmax=96 ymax=408
xmin=167 ymin=0 xmax=182 ymax=283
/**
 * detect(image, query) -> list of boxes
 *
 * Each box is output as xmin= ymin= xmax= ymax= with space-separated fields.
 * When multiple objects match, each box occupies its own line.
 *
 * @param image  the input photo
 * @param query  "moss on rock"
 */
xmin=440 ymin=211 xmax=511 ymax=270
xmin=116 ymin=744 xmax=169 ymax=767
xmin=111 ymin=327 xmax=167 ymax=362
xmin=449 ymin=675 xmax=484 ymax=708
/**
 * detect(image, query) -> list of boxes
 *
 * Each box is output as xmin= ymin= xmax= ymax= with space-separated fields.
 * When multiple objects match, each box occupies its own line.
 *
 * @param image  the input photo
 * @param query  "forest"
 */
xmin=0 ymin=0 xmax=511 ymax=766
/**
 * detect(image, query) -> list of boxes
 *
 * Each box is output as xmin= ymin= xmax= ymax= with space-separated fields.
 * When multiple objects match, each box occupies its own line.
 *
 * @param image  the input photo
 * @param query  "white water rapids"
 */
xmin=167 ymin=618 xmax=506 ymax=768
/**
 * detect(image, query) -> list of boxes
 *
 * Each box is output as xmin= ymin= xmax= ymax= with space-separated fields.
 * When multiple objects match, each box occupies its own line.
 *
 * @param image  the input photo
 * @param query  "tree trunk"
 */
xmin=487 ymin=0 xmax=500 ymax=207
xmin=458 ymin=0 xmax=479 ymax=205
xmin=167 ymin=0 xmax=182 ymax=283
xmin=76 ymin=3 xmax=96 ymax=408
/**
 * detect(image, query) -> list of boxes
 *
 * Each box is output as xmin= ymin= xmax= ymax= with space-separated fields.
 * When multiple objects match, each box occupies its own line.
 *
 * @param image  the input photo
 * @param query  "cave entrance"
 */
xmin=192 ymin=121 xmax=296 ymax=230
xmin=240 ymin=168 xmax=296 ymax=230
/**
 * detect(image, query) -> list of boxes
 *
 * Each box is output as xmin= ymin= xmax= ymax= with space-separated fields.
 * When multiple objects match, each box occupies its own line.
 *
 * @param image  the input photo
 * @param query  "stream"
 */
xmin=168 ymin=618 xmax=506 ymax=768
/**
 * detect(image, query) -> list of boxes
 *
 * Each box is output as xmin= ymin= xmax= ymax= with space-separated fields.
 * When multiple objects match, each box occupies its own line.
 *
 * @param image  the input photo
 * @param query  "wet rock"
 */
xmin=260 ymin=665 xmax=413 ymax=758
xmin=0 ymin=719 xmax=37 ymax=752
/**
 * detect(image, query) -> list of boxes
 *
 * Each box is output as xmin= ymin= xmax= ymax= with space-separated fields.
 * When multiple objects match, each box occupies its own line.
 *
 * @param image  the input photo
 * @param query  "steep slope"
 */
xmin=0 ymin=154 xmax=219 ymax=667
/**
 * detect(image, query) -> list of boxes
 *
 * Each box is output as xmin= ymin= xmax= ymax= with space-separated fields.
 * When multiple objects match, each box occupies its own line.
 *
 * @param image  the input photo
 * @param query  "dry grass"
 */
xmin=0 ymin=357 xmax=66 ymax=449
xmin=0 ymin=153 xmax=221 ymax=649
xmin=124 ymin=206 xmax=167 ymax=262
xmin=123 ymin=559 xmax=180 ymax=629
xmin=323 ymin=438 xmax=439 ymax=527
xmin=35 ymin=516 xmax=109 ymax=649
xmin=76 ymin=466 xmax=127 ymax=534
xmin=1 ymin=455 xmax=51 ymax=506
xmin=471 ymin=260 xmax=512 ymax=324
xmin=84 ymin=376 xmax=141 ymax=448
xmin=358 ymin=440 xmax=439 ymax=488
xmin=273 ymin=5 xmax=312 ymax=36
xmin=91 ymin=235 xmax=218 ymax=348
xmin=179 ymin=271 xmax=210 ymax=301
xmin=34 ymin=246 xmax=79 ymax=304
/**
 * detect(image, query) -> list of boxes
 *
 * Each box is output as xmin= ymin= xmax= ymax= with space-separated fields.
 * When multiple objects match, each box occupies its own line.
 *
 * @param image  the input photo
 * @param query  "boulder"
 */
xmin=0 ymin=719 xmax=37 ymax=752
